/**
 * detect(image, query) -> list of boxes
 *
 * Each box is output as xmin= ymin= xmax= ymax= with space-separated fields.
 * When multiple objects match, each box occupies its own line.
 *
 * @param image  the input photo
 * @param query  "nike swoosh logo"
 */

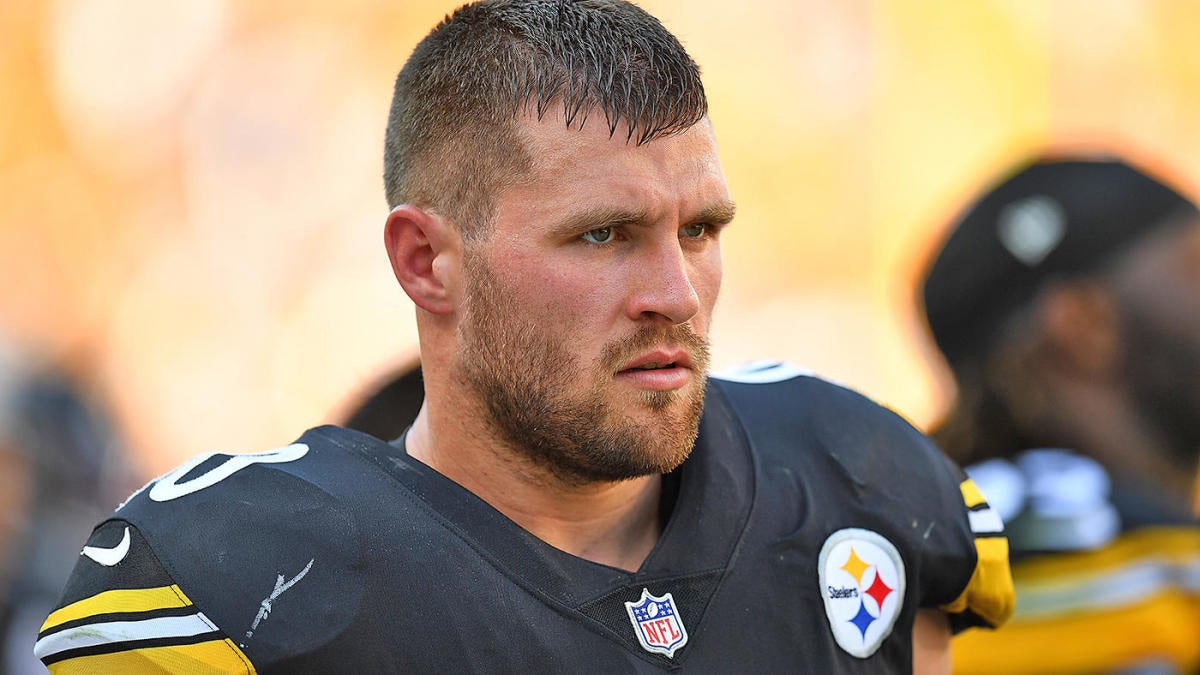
xmin=81 ymin=526 xmax=131 ymax=566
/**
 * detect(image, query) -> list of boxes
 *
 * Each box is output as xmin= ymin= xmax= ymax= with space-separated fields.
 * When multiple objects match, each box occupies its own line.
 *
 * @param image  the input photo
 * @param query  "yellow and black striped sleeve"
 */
xmin=938 ymin=477 xmax=1016 ymax=630
xmin=35 ymin=519 xmax=256 ymax=674
xmin=952 ymin=527 xmax=1200 ymax=674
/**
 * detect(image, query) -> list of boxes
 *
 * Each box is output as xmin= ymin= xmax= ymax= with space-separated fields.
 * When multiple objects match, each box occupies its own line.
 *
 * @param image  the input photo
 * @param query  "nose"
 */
xmin=625 ymin=238 xmax=702 ymax=325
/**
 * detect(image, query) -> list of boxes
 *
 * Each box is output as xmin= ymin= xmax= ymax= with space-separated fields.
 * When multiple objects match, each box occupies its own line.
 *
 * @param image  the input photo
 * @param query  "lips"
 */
xmin=619 ymin=348 xmax=693 ymax=373
xmin=613 ymin=348 xmax=694 ymax=392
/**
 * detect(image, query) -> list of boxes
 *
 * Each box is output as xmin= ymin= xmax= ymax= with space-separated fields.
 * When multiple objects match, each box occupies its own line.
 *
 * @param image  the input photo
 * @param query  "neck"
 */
xmin=405 ymin=399 xmax=664 ymax=572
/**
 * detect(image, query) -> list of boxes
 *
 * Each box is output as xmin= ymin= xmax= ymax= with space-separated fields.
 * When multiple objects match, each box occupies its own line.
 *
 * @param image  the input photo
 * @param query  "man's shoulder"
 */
xmin=709 ymin=360 xmax=940 ymax=465
xmin=36 ymin=426 xmax=414 ymax=671
xmin=110 ymin=425 xmax=432 ymax=601
xmin=711 ymin=360 xmax=903 ymax=417
xmin=707 ymin=360 xmax=966 ymax=554
xmin=709 ymin=361 xmax=1015 ymax=632
xmin=117 ymin=425 xmax=380 ymax=531
xmin=112 ymin=423 xmax=509 ymax=581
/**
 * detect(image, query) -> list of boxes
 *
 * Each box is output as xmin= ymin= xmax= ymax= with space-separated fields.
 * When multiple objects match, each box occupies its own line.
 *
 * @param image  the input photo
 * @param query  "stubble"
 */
xmin=457 ymin=254 xmax=710 ymax=486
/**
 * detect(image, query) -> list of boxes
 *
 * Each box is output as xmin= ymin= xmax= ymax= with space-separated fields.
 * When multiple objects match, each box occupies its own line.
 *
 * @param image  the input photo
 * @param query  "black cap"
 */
xmin=922 ymin=157 xmax=1196 ymax=366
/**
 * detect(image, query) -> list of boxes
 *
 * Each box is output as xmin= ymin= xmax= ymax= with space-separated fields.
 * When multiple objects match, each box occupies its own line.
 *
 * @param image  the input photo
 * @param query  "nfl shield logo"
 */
xmin=624 ymin=588 xmax=688 ymax=658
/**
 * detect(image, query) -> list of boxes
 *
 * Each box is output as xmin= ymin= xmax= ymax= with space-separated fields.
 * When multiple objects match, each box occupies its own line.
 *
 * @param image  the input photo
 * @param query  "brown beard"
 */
xmin=457 ymin=254 xmax=710 ymax=485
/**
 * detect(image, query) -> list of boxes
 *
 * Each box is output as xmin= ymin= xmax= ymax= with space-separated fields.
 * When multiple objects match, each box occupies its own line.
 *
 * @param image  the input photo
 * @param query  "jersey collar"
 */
xmin=339 ymin=380 xmax=756 ymax=607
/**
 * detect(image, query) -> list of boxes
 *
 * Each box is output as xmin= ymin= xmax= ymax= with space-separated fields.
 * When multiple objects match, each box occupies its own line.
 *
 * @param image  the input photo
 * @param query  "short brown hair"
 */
xmin=383 ymin=0 xmax=708 ymax=240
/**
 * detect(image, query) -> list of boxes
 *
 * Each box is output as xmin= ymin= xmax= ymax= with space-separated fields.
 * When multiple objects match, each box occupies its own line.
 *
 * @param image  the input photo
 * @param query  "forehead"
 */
xmin=492 ymin=110 xmax=731 ymax=228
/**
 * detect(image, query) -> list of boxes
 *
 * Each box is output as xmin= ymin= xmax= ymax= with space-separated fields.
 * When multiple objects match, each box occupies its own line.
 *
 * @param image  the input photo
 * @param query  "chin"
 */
xmin=643 ymin=431 xmax=701 ymax=475
xmin=639 ymin=389 xmax=682 ymax=410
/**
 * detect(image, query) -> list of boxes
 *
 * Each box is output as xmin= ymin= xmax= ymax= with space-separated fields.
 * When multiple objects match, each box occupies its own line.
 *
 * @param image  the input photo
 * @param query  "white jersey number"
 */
xmin=145 ymin=444 xmax=310 ymax=503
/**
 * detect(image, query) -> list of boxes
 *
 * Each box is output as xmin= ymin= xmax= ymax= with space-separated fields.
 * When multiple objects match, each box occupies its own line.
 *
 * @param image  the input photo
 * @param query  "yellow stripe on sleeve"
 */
xmin=46 ymin=638 xmax=257 ymax=675
xmin=41 ymin=585 xmax=193 ymax=633
xmin=959 ymin=478 xmax=988 ymax=510
xmin=939 ymin=536 xmax=1015 ymax=628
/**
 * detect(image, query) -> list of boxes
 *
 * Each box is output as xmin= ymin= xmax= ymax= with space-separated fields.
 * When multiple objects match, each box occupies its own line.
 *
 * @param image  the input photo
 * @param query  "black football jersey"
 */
xmin=36 ymin=365 xmax=1012 ymax=673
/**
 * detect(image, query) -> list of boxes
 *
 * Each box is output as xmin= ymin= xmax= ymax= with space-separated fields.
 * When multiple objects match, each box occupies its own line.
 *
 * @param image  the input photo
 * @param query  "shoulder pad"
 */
xmin=36 ymin=520 xmax=256 ymax=673
xmin=1006 ymin=449 xmax=1120 ymax=551
xmin=111 ymin=433 xmax=368 ymax=666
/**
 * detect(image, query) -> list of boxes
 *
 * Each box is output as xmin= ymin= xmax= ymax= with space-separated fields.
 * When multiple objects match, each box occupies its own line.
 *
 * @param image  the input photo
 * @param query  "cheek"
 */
xmin=497 ymin=256 xmax=622 ymax=328
xmin=693 ymin=248 xmax=723 ymax=310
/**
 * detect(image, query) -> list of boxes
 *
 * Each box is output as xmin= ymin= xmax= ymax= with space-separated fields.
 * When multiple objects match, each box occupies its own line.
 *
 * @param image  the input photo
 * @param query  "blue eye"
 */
xmin=581 ymin=227 xmax=614 ymax=244
xmin=681 ymin=223 xmax=707 ymax=238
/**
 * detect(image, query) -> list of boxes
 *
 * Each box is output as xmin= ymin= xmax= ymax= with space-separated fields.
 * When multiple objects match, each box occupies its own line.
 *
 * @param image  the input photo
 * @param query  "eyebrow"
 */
xmin=551 ymin=207 xmax=652 ymax=238
xmin=694 ymin=200 xmax=737 ymax=227
xmin=551 ymin=199 xmax=737 ymax=237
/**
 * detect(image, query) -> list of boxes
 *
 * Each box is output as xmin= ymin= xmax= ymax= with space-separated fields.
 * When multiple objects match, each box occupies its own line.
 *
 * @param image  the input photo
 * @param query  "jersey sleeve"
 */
xmin=37 ymin=437 xmax=369 ymax=674
xmin=825 ymin=381 xmax=1015 ymax=633
xmin=34 ymin=519 xmax=256 ymax=674
xmin=855 ymin=399 xmax=1015 ymax=633
xmin=936 ymin=473 xmax=1016 ymax=632
xmin=793 ymin=371 xmax=1016 ymax=632
xmin=711 ymin=366 xmax=1016 ymax=633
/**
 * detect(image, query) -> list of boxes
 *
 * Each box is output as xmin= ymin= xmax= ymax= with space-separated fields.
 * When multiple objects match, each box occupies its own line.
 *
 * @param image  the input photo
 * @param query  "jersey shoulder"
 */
xmin=712 ymin=361 xmax=1015 ymax=631
xmin=37 ymin=426 xmax=388 ymax=673
xmin=35 ymin=519 xmax=257 ymax=673
xmin=711 ymin=360 xmax=941 ymax=472
xmin=113 ymin=429 xmax=366 ymax=586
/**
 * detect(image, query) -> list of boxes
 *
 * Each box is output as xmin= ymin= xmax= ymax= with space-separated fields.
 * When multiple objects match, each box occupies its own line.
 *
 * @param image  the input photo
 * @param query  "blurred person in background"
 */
xmin=0 ymin=338 xmax=35 ymax=674
xmin=921 ymin=156 xmax=1200 ymax=674
xmin=0 ymin=340 xmax=137 ymax=675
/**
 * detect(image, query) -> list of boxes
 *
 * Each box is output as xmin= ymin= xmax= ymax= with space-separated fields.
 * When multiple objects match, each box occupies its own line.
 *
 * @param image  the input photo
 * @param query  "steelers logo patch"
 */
xmin=818 ymin=528 xmax=906 ymax=658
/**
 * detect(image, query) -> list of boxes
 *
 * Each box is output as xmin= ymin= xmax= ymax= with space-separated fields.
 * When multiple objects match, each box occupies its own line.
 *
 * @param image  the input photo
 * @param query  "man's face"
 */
xmin=456 ymin=112 xmax=733 ymax=485
xmin=1111 ymin=217 xmax=1200 ymax=463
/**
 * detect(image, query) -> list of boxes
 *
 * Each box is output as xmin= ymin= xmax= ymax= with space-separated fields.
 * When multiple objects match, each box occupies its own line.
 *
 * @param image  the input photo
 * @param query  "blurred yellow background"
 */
xmin=3 ymin=0 xmax=1200 ymax=476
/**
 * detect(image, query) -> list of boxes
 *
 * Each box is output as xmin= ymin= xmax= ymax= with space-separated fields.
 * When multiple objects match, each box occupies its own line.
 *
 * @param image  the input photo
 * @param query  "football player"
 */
xmin=36 ymin=1 xmax=1013 ymax=672
xmin=922 ymin=157 xmax=1200 ymax=674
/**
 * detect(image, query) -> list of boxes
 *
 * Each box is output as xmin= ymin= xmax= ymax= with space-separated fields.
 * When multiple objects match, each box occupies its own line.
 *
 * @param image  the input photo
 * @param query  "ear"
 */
xmin=1035 ymin=281 xmax=1120 ymax=378
xmin=384 ymin=204 xmax=459 ymax=315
